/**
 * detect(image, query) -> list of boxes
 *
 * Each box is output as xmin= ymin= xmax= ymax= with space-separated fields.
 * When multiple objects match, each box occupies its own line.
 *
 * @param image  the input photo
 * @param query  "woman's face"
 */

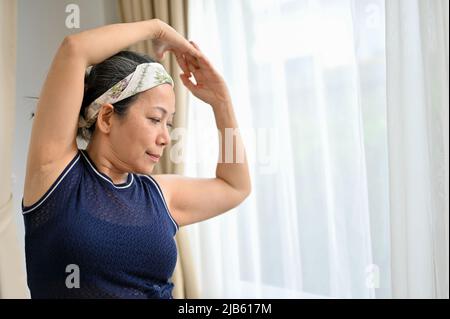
xmin=108 ymin=83 xmax=176 ymax=175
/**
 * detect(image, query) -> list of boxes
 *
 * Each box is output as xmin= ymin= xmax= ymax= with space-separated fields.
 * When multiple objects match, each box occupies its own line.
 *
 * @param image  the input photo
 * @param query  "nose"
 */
xmin=156 ymin=126 xmax=171 ymax=146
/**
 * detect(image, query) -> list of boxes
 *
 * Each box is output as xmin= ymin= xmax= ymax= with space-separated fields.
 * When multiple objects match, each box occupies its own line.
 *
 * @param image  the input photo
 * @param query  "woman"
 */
xmin=22 ymin=19 xmax=251 ymax=299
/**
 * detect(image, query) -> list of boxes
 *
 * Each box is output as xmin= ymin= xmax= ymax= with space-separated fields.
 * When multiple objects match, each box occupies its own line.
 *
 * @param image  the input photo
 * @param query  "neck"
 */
xmin=85 ymin=136 xmax=129 ymax=185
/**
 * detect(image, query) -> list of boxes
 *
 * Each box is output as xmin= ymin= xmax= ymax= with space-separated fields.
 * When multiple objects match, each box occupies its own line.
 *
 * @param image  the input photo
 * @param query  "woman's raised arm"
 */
xmin=70 ymin=19 xmax=199 ymax=66
xmin=26 ymin=19 xmax=196 ymax=171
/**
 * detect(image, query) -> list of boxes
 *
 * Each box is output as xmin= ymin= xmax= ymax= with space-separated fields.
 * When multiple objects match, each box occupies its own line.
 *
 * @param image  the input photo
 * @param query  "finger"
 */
xmin=187 ymin=63 xmax=196 ymax=73
xmin=183 ymin=54 xmax=200 ymax=77
xmin=187 ymin=43 xmax=213 ymax=69
xmin=189 ymin=40 xmax=200 ymax=51
xmin=190 ymin=49 xmax=202 ymax=59
xmin=186 ymin=58 xmax=199 ymax=73
xmin=174 ymin=52 xmax=191 ymax=75
xmin=186 ymin=41 xmax=202 ymax=59
xmin=189 ymin=40 xmax=209 ymax=65
xmin=184 ymin=58 xmax=207 ymax=85
xmin=195 ymin=54 xmax=213 ymax=69
xmin=185 ymin=53 xmax=200 ymax=70
xmin=189 ymin=40 xmax=206 ymax=64
xmin=179 ymin=72 xmax=196 ymax=91
xmin=185 ymin=56 xmax=210 ymax=83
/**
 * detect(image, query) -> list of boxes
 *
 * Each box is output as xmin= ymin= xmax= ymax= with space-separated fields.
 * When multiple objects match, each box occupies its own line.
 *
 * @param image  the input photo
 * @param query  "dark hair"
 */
xmin=79 ymin=51 xmax=156 ymax=141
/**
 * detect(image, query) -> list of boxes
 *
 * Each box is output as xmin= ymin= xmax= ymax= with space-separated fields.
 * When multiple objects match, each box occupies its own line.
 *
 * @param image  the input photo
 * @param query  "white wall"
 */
xmin=12 ymin=0 xmax=120 ymax=288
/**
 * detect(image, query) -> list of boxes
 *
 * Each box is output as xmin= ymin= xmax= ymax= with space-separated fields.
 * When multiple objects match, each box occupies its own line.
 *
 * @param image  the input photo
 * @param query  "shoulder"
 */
xmin=23 ymin=149 xmax=82 ymax=210
xmin=147 ymin=174 xmax=181 ymax=196
xmin=136 ymin=174 xmax=175 ymax=201
xmin=138 ymin=174 xmax=180 ymax=231
xmin=139 ymin=174 xmax=175 ymax=196
xmin=142 ymin=174 xmax=179 ymax=212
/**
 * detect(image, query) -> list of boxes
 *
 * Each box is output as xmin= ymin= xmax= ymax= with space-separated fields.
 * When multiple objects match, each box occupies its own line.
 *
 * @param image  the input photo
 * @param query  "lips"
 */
xmin=146 ymin=152 xmax=161 ymax=162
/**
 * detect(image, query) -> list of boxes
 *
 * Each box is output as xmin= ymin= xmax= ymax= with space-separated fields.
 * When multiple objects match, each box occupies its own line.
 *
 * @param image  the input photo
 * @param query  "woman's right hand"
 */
xmin=151 ymin=19 xmax=200 ymax=73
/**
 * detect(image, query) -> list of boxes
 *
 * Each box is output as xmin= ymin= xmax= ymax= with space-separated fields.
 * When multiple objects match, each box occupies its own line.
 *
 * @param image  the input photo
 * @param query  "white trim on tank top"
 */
xmin=140 ymin=175 xmax=179 ymax=233
xmin=80 ymin=150 xmax=134 ymax=189
xmin=80 ymin=150 xmax=177 ymax=232
xmin=22 ymin=154 xmax=81 ymax=214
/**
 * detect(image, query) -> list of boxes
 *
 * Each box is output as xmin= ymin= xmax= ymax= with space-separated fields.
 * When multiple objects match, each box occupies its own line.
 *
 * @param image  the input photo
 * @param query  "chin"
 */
xmin=135 ymin=164 xmax=154 ymax=176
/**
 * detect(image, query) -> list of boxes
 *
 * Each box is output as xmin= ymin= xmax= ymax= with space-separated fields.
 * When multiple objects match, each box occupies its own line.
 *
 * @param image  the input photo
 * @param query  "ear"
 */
xmin=96 ymin=104 xmax=115 ymax=133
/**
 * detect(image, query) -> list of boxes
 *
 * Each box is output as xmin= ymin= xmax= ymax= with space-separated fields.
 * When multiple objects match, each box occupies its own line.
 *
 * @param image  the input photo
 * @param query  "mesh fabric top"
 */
xmin=22 ymin=149 xmax=179 ymax=299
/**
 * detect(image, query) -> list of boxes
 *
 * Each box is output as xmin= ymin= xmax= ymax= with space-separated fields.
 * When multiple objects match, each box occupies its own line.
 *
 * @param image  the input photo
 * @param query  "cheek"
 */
xmin=110 ymin=118 xmax=142 ymax=147
xmin=128 ymin=121 xmax=158 ymax=144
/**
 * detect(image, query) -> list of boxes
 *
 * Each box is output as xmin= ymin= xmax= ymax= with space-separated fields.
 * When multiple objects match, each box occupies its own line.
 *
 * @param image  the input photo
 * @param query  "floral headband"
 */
xmin=78 ymin=62 xmax=174 ymax=136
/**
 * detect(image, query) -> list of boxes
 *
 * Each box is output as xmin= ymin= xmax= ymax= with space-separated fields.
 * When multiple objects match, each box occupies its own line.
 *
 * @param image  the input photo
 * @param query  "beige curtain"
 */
xmin=0 ymin=0 xmax=29 ymax=298
xmin=118 ymin=0 xmax=200 ymax=299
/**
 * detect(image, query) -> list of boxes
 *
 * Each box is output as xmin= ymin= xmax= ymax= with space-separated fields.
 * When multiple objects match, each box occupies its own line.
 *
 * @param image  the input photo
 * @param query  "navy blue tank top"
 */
xmin=22 ymin=149 xmax=179 ymax=299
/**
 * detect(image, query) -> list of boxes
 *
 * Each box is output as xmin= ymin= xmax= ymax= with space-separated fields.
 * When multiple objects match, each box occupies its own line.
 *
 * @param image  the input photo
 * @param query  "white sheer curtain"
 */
xmin=386 ymin=0 xmax=449 ymax=299
xmin=183 ymin=0 xmax=448 ymax=299
xmin=184 ymin=0 xmax=388 ymax=299
xmin=0 ymin=0 xmax=28 ymax=298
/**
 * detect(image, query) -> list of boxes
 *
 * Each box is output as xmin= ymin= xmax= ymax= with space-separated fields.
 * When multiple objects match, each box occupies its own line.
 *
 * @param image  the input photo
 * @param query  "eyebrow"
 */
xmin=153 ymin=106 xmax=176 ymax=116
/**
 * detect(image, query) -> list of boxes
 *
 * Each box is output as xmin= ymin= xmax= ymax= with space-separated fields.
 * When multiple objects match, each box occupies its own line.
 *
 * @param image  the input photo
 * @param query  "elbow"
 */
xmin=60 ymin=35 xmax=82 ymax=58
xmin=245 ymin=177 xmax=252 ymax=198
xmin=244 ymin=187 xmax=252 ymax=199
xmin=220 ymin=177 xmax=252 ymax=204
xmin=229 ymin=185 xmax=252 ymax=207
xmin=240 ymin=183 xmax=252 ymax=201
xmin=238 ymin=176 xmax=252 ymax=201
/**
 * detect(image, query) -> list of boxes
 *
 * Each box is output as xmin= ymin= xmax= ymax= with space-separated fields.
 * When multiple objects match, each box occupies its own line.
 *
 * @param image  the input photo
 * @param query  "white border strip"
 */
xmin=141 ymin=175 xmax=179 ymax=233
xmin=80 ymin=150 xmax=134 ymax=189
xmin=23 ymin=154 xmax=81 ymax=214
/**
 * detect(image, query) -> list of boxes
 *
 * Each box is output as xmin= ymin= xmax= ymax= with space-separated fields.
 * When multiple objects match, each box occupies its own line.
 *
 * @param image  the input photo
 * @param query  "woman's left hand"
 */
xmin=174 ymin=41 xmax=231 ymax=108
